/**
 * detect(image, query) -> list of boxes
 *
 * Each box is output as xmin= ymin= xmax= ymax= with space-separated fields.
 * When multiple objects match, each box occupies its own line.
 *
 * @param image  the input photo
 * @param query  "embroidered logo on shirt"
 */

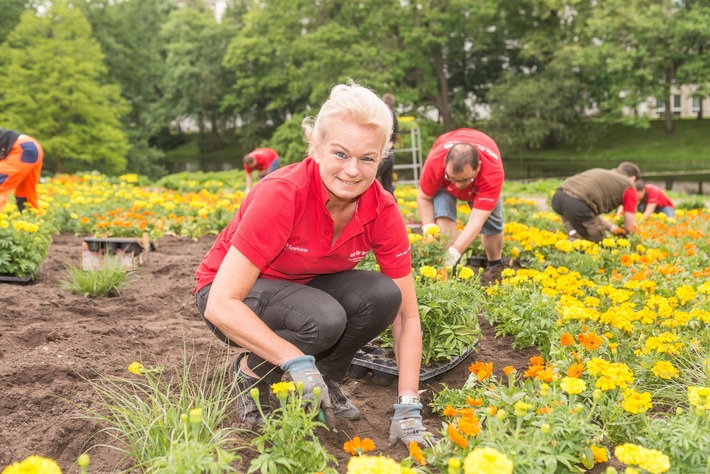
xmin=347 ymin=249 xmax=369 ymax=263
xmin=285 ymin=243 xmax=308 ymax=253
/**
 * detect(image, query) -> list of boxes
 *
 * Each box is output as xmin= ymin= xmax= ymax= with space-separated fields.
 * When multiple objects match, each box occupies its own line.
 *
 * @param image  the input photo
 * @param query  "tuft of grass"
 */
xmin=61 ymin=257 xmax=131 ymax=297
xmin=76 ymin=346 xmax=246 ymax=472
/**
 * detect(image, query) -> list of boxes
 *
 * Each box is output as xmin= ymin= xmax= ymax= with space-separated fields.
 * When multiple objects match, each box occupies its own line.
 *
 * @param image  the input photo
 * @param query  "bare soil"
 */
xmin=0 ymin=233 xmax=608 ymax=473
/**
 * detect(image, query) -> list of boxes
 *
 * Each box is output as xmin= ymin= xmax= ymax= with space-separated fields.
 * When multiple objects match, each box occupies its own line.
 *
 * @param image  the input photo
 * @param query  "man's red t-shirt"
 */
xmin=195 ymin=157 xmax=412 ymax=291
xmin=644 ymin=184 xmax=674 ymax=209
xmin=244 ymin=148 xmax=278 ymax=173
xmin=419 ymin=129 xmax=504 ymax=211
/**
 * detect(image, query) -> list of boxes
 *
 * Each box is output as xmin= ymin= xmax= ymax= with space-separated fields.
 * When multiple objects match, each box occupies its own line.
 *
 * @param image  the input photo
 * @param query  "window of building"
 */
xmin=692 ymin=96 xmax=701 ymax=113
xmin=672 ymin=94 xmax=681 ymax=116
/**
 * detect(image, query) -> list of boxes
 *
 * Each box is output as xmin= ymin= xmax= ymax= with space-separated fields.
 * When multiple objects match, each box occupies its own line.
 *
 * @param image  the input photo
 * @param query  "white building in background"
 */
xmin=646 ymin=85 xmax=710 ymax=119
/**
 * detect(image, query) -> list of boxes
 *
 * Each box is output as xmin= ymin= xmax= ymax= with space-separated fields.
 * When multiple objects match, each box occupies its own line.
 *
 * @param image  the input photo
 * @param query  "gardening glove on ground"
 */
xmin=445 ymin=247 xmax=461 ymax=267
xmin=281 ymin=355 xmax=331 ymax=410
xmin=389 ymin=403 xmax=433 ymax=446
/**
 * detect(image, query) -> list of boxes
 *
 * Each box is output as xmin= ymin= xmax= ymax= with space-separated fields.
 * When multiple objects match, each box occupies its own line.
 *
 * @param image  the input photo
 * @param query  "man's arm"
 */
xmin=450 ymin=208 xmax=491 ymax=255
xmin=416 ymin=189 xmax=435 ymax=225
xmin=642 ymin=203 xmax=657 ymax=219
xmin=244 ymin=172 xmax=253 ymax=192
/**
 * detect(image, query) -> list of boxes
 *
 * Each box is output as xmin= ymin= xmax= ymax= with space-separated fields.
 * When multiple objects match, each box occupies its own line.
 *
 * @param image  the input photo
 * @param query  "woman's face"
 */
xmin=313 ymin=117 xmax=383 ymax=205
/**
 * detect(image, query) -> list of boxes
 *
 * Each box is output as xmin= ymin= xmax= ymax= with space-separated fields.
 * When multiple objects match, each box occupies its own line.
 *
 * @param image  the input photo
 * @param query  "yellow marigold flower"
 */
xmin=128 ymin=362 xmax=144 ymax=375
xmin=651 ymin=361 xmax=679 ymax=379
xmin=614 ymin=443 xmax=670 ymax=474
xmin=674 ymin=285 xmax=696 ymax=305
xmin=457 ymin=266 xmax=474 ymax=280
xmin=622 ymin=388 xmax=652 ymax=414
xmin=2 ymin=455 xmax=62 ymax=474
xmin=424 ymin=224 xmax=440 ymax=237
xmin=344 ymin=436 xmax=376 ymax=456
xmin=408 ymin=233 xmax=423 ymax=244
xmin=501 ymin=268 xmax=515 ymax=277
xmin=514 ymin=400 xmax=532 ymax=416
xmin=463 ymin=446 xmax=513 ymax=474
xmin=419 ymin=266 xmax=438 ymax=280
xmin=688 ymin=386 xmax=710 ymax=409
xmin=590 ymin=445 xmax=608 ymax=463
xmin=271 ymin=381 xmax=296 ymax=397
xmin=346 ymin=454 xmax=403 ymax=473
xmin=560 ymin=376 xmax=586 ymax=395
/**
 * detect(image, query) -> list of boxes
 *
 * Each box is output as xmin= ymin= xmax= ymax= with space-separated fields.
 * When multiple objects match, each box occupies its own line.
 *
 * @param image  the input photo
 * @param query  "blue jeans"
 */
xmin=195 ymin=270 xmax=401 ymax=381
xmin=432 ymin=188 xmax=504 ymax=235
xmin=267 ymin=157 xmax=280 ymax=174
xmin=638 ymin=203 xmax=675 ymax=218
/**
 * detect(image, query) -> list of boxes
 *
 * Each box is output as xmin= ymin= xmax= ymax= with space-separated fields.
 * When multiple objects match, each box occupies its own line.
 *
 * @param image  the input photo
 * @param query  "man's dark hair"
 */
xmin=617 ymin=161 xmax=641 ymax=179
xmin=635 ymin=179 xmax=645 ymax=192
xmin=445 ymin=143 xmax=479 ymax=174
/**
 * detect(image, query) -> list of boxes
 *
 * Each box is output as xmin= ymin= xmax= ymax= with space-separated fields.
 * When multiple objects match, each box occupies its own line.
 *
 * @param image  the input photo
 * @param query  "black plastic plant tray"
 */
xmin=349 ymin=340 xmax=476 ymax=384
xmin=83 ymin=237 xmax=145 ymax=255
xmin=0 ymin=274 xmax=34 ymax=285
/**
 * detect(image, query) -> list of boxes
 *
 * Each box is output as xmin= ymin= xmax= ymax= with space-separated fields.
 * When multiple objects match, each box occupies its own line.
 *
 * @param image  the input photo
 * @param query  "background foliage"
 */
xmin=0 ymin=0 xmax=709 ymax=179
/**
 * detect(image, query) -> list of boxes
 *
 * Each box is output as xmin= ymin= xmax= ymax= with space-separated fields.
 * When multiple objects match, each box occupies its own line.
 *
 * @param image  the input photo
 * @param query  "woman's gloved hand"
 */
xmin=280 ymin=355 xmax=331 ymax=409
xmin=389 ymin=403 xmax=434 ymax=446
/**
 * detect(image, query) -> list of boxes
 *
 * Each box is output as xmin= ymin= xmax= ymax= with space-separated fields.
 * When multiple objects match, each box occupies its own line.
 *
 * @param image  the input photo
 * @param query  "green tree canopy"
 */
xmin=0 ymin=0 xmax=129 ymax=174
xmin=76 ymin=0 xmax=176 ymax=178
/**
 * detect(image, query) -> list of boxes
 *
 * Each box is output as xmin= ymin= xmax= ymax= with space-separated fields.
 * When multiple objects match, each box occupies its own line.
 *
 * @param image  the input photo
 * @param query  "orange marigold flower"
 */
xmin=447 ymin=423 xmax=468 ymax=449
xmin=443 ymin=406 xmax=459 ymax=417
xmin=535 ymin=366 xmax=555 ymax=383
xmin=560 ymin=333 xmax=575 ymax=346
xmin=343 ymin=436 xmax=376 ymax=456
xmin=590 ymin=445 xmax=608 ymax=463
xmin=468 ymin=361 xmax=493 ymax=382
xmin=566 ymin=363 xmax=585 ymax=378
xmin=503 ymin=366 xmax=517 ymax=376
xmin=529 ymin=356 xmax=545 ymax=366
xmin=620 ymin=254 xmax=633 ymax=266
xmin=457 ymin=414 xmax=481 ymax=437
xmin=537 ymin=406 xmax=553 ymax=415
xmin=487 ymin=406 xmax=498 ymax=416
xmin=578 ymin=332 xmax=604 ymax=351
xmin=524 ymin=364 xmax=544 ymax=379
xmin=466 ymin=397 xmax=484 ymax=407
xmin=409 ymin=441 xmax=427 ymax=465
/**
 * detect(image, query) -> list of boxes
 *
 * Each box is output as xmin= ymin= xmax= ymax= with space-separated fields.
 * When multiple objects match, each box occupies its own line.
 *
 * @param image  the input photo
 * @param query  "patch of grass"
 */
xmin=77 ymin=347 xmax=245 ymax=472
xmin=61 ymin=257 xmax=131 ymax=297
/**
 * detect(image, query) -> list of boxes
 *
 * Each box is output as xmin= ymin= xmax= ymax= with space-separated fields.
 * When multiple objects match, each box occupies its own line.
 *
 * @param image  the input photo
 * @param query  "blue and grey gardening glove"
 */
xmin=280 ymin=355 xmax=335 ymax=426
xmin=389 ymin=403 xmax=435 ymax=446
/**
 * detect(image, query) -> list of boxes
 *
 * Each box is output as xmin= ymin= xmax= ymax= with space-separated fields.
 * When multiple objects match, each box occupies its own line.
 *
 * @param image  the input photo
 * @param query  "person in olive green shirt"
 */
xmin=551 ymin=162 xmax=640 ymax=242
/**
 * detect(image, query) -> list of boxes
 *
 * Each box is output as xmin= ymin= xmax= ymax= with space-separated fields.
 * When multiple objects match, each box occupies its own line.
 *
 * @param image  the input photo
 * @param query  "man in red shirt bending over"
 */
xmin=635 ymin=180 xmax=675 ymax=218
xmin=417 ymin=128 xmax=506 ymax=278
xmin=243 ymin=147 xmax=279 ymax=193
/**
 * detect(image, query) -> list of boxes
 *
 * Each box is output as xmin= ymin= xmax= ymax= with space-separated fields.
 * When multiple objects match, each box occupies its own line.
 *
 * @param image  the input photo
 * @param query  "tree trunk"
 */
xmin=210 ymin=118 xmax=223 ymax=150
xmin=431 ymin=44 xmax=453 ymax=131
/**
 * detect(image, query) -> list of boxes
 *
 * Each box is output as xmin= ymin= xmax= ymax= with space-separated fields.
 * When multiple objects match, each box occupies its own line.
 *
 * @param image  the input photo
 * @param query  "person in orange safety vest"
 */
xmin=0 ymin=128 xmax=44 ymax=212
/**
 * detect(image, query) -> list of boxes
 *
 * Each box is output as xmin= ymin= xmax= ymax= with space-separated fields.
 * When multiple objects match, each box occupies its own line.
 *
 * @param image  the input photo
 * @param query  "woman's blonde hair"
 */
xmin=302 ymin=80 xmax=393 ymax=159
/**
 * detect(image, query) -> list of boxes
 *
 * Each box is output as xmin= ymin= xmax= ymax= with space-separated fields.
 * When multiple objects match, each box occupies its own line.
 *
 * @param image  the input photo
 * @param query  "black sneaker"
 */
xmin=231 ymin=353 xmax=272 ymax=424
xmin=324 ymin=377 xmax=361 ymax=420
